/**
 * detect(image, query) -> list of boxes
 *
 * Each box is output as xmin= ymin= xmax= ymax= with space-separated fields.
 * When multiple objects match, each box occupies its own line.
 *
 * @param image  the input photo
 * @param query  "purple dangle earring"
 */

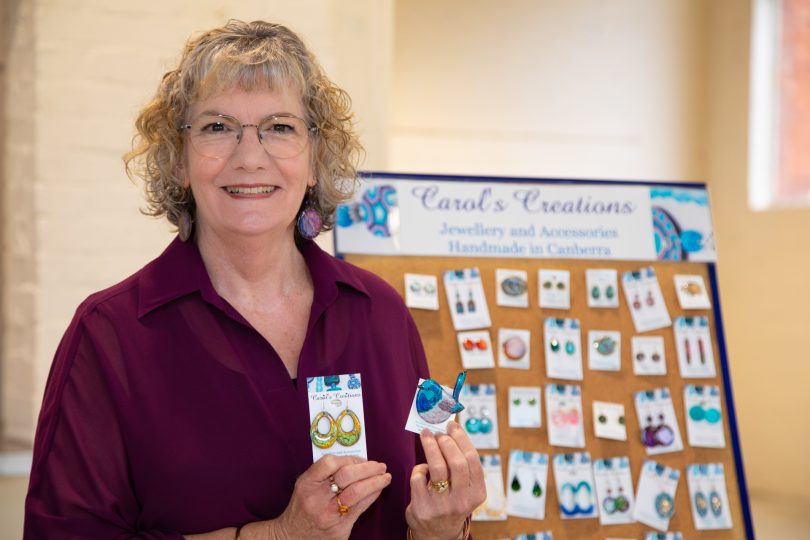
xmin=467 ymin=289 xmax=477 ymax=313
xmin=297 ymin=188 xmax=322 ymax=240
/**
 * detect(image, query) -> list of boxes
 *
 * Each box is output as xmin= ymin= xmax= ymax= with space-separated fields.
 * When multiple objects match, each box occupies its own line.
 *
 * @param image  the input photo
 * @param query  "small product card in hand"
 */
xmin=443 ymin=268 xmax=491 ymax=331
xmin=632 ymin=336 xmax=667 ymax=376
xmin=622 ymin=267 xmax=671 ymax=333
xmin=674 ymin=274 xmax=711 ymax=310
xmin=588 ymin=330 xmax=621 ymax=371
xmin=592 ymin=401 xmax=627 ymax=441
xmin=546 ymin=384 xmax=585 ymax=448
xmin=509 ymin=386 xmax=542 ymax=428
xmin=633 ymin=460 xmax=680 ymax=532
xmin=405 ymin=371 xmax=466 ymax=435
xmin=538 ymin=269 xmax=571 ymax=309
xmin=634 ymin=387 xmax=683 ymax=455
xmin=587 ymin=268 xmax=620 ymax=308
xmin=307 ymin=374 xmax=367 ymax=461
xmin=552 ymin=452 xmax=598 ymax=520
xmin=496 ymin=268 xmax=529 ymax=308
xmin=473 ymin=454 xmax=507 ymax=521
xmin=687 ymin=463 xmax=733 ymax=530
xmin=684 ymin=385 xmax=725 ymax=448
xmin=643 ymin=532 xmax=683 ymax=540
xmin=593 ymin=457 xmax=635 ymax=525
xmin=498 ymin=328 xmax=531 ymax=369
xmin=506 ymin=450 xmax=549 ymax=520
xmin=674 ymin=316 xmax=716 ymax=378
xmin=458 ymin=384 xmax=499 ymax=449
xmin=544 ymin=318 xmax=583 ymax=381
xmin=457 ymin=330 xmax=495 ymax=369
xmin=404 ymin=273 xmax=439 ymax=310
xmin=514 ymin=532 xmax=551 ymax=540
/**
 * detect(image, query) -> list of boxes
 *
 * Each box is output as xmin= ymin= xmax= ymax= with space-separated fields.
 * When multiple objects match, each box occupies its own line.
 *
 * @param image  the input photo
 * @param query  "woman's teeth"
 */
xmin=224 ymin=186 xmax=276 ymax=194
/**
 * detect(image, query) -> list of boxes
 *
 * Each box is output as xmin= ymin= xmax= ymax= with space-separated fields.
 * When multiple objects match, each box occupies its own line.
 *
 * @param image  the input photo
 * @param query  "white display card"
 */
xmin=622 ymin=267 xmax=672 ymax=332
xmin=552 ymin=452 xmax=598 ymax=519
xmin=404 ymin=273 xmax=439 ymax=310
xmin=509 ymin=386 xmax=542 ymax=428
xmin=546 ymin=384 xmax=585 ymax=448
xmin=687 ymin=463 xmax=733 ymax=530
xmin=643 ymin=532 xmax=682 ymax=540
xmin=674 ymin=274 xmax=712 ymax=310
xmin=586 ymin=268 xmax=620 ymax=308
xmin=506 ymin=450 xmax=550 ymax=520
xmin=473 ymin=454 xmax=507 ymax=521
xmin=307 ymin=373 xmax=367 ymax=461
xmin=593 ymin=457 xmax=635 ymax=525
xmin=443 ymin=268 xmax=491 ymax=330
xmin=634 ymin=388 xmax=684 ymax=455
xmin=498 ymin=328 xmax=531 ymax=369
xmin=496 ymin=268 xmax=529 ymax=308
xmin=632 ymin=336 xmax=667 ymax=376
xmin=588 ymin=330 xmax=622 ymax=371
xmin=544 ymin=318 xmax=583 ymax=381
xmin=633 ymin=460 xmax=680 ymax=532
xmin=538 ymin=269 xmax=571 ymax=309
xmin=674 ymin=316 xmax=717 ymax=378
xmin=458 ymin=384 xmax=499 ymax=449
xmin=456 ymin=330 xmax=495 ymax=369
xmin=592 ymin=401 xmax=627 ymax=441
xmin=684 ymin=385 xmax=726 ymax=448
xmin=404 ymin=378 xmax=461 ymax=436
xmin=514 ymin=533 xmax=552 ymax=540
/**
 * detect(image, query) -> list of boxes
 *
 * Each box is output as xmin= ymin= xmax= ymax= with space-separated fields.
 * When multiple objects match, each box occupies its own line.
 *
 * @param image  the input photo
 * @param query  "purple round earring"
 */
xmin=297 ymin=188 xmax=322 ymax=240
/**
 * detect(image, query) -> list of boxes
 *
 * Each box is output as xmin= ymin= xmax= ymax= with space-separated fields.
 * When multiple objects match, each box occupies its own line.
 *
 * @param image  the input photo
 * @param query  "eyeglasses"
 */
xmin=179 ymin=113 xmax=317 ymax=159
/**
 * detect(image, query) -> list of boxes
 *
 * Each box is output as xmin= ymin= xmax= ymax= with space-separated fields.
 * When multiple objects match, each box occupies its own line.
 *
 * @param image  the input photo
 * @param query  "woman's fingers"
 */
xmin=420 ymin=429 xmax=449 ymax=485
xmin=447 ymin=422 xmax=484 ymax=491
xmin=435 ymin=430 xmax=470 ymax=491
xmin=332 ymin=461 xmax=388 ymax=493
xmin=307 ymin=454 xmax=365 ymax=482
xmin=338 ymin=471 xmax=392 ymax=510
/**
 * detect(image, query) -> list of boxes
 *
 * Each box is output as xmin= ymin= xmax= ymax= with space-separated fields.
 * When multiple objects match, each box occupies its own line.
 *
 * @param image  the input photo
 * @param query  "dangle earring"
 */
xmin=335 ymin=408 xmax=362 ymax=446
xmin=511 ymin=470 xmax=521 ymax=492
xmin=684 ymin=338 xmax=692 ymax=363
xmin=532 ymin=471 xmax=543 ymax=497
xmin=467 ymin=289 xmax=476 ymax=313
xmin=646 ymin=290 xmax=655 ymax=306
xmin=310 ymin=409 xmax=338 ymax=449
xmin=632 ymin=294 xmax=642 ymax=310
xmin=178 ymin=208 xmax=193 ymax=242
xmin=455 ymin=289 xmax=464 ymax=314
xmin=297 ymin=187 xmax=323 ymax=240
xmin=698 ymin=338 xmax=707 ymax=364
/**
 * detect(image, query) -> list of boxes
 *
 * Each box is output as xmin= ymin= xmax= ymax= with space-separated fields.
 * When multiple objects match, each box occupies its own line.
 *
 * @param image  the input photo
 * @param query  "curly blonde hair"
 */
xmin=124 ymin=20 xmax=363 ymax=237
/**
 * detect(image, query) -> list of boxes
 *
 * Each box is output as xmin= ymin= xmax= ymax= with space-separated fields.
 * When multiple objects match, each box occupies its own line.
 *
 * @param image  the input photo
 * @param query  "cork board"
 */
xmin=345 ymin=253 xmax=750 ymax=540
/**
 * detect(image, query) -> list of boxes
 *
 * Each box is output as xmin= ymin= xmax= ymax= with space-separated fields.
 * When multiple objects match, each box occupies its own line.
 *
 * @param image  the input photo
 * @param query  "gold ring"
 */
xmin=336 ymin=496 xmax=350 ymax=516
xmin=429 ymin=479 xmax=450 ymax=493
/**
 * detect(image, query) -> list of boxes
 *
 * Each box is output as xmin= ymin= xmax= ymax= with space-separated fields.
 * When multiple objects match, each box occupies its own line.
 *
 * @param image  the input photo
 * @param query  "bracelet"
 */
xmin=406 ymin=515 xmax=471 ymax=540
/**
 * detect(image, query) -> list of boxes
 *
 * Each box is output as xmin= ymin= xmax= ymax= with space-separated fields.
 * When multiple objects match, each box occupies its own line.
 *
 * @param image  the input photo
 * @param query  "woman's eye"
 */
xmin=202 ymin=122 xmax=229 ymax=133
xmin=270 ymin=123 xmax=294 ymax=134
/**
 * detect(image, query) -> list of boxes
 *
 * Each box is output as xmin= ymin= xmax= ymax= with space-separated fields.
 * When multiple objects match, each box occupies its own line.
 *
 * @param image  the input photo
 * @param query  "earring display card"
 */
xmin=684 ymin=385 xmax=726 ymax=448
xmin=404 ymin=377 xmax=463 ymax=435
xmin=674 ymin=316 xmax=716 ymax=378
xmin=546 ymin=384 xmax=585 ymax=448
xmin=404 ymin=273 xmax=439 ymax=310
xmin=539 ymin=269 xmax=571 ymax=309
xmin=674 ymin=274 xmax=711 ymax=310
xmin=586 ymin=268 xmax=620 ymax=309
xmin=544 ymin=318 xmax=583 ymax=381
xmin=643 ymin=532 xmax=683 ymax=540
xmin=506 ymin=450 xmax=550 ymax=520
xmin=443 ymin=268 xmax=492 ymax=331
xmin=457 ymin=330 xmax=495 ymax=369
xmin=592 ymin=401 xmax=627 ymax=441
xmin=593 ymin=457 xmax=635 ymax=525
xmin=552 ymin=452 xmax=598 ymax=520
xmin=587 ymin=330 xmax=621 ymax=371
xmin=634 ymin=387 xmax=684 ymax=455
xmin=622 ymin=267 xmax=672 ymax=333
xmin=496 ymin=268 xmax=529 ymax=308
xmin=633 ymin=460 xmax=680 ymax=532
xmin=307 ymin=373 xmax=367 ymax=461
xmin=458 ymin=384 xmax=500 ymax=449
xmin=498 ymin=328 xmax=531 ymax=369
xmin=473 ymin=454 xmax=507 ymax=521
xmin=687 ymin=463 xmax=733 ymax=530
xmin=509 ymin=386 xmax=542 ymax=428
xmin=632 ymin=336 xmax=667 ymax=376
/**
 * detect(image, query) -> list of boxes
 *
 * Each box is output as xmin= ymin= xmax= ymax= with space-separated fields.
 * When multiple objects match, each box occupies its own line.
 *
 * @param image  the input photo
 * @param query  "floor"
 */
xmin=2 ymin=460 xmax=809 ymax=539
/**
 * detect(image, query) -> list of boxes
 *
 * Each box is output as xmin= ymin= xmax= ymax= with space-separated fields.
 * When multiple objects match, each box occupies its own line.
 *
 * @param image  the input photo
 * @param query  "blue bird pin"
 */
xmin=415 ymin=371 xmax=467 ymax=424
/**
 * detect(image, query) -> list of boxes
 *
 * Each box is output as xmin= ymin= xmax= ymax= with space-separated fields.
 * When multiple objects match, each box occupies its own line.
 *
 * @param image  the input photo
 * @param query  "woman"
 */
xmin=24 ymin=20 xmax=485 ymax=539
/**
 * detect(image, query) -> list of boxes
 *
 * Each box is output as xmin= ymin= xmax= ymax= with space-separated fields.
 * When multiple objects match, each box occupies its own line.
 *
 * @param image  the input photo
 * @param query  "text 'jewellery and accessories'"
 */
xmin=179 ymin=112 xmax=317 ymax=159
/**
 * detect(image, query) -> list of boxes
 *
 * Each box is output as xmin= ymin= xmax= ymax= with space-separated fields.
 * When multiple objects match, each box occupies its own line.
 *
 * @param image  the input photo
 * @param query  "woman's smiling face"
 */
xmin=182 ymin=85 xmax=315 ymax=242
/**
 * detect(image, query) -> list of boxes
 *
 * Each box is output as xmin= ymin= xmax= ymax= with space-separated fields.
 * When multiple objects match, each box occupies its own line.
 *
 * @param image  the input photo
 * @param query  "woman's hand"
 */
xmin=271 ymin=454 xmax=391 ymax=540
xmin=405 ymin=422 xmax=486 ymax=540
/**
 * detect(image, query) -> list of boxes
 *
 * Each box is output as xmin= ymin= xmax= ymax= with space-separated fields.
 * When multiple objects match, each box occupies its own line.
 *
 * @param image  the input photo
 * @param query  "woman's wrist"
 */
xmin=234 ymin=518 xmax=288 ymax=540
xmin=406 ymin=515 xmax=471 ymax=540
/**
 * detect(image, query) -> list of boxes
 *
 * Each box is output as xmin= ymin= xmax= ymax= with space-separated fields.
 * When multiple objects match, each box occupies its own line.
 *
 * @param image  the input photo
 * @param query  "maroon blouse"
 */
xmin=24 ymin=238 xmax=430 ymax=539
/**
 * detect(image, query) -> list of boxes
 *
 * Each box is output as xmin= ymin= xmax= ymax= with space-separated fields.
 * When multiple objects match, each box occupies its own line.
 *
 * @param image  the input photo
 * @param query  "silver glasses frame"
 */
xmin=179 ymin=113 xmax=318 ymax=159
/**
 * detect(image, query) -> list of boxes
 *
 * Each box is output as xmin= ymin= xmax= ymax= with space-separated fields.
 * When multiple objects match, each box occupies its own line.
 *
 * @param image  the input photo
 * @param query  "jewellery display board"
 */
xmin=335 ymin=173 xmax=753 ymax=540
